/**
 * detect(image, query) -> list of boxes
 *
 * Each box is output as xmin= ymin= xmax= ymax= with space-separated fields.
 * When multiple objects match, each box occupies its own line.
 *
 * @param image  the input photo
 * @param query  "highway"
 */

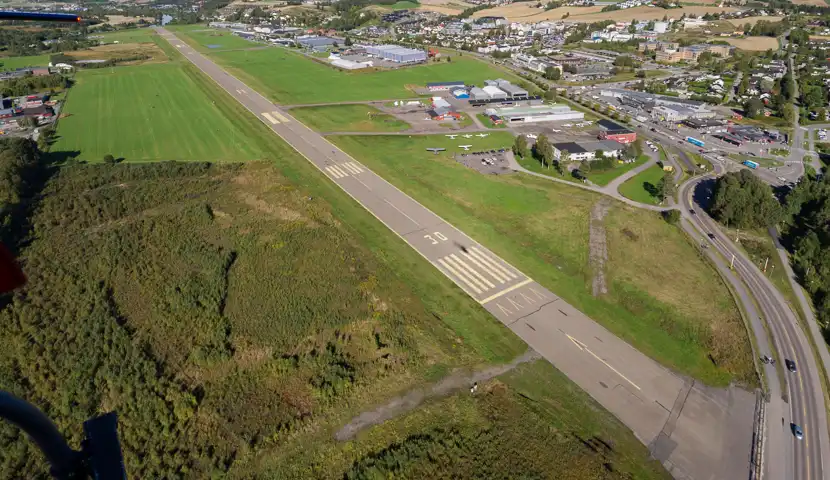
xmin=156 ymin=28 xmax=757 ymax=479
xmin=678 ymin=167 xmax=829 ymax=480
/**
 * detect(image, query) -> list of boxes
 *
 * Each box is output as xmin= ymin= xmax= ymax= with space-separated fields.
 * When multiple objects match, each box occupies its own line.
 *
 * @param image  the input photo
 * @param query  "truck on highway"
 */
xmin=743 ymin=160 xmax=759 ymax=169
xmin=686 ymin=137 xmax=705 ymax=147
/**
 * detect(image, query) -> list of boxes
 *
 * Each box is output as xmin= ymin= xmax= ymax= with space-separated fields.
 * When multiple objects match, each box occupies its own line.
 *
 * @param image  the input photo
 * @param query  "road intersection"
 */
xmin=159 ymin=28 xmax=757 ymax=479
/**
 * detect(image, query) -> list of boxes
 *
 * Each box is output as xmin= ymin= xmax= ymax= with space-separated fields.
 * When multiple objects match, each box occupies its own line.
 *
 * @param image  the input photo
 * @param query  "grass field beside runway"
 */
xmin=618 ymin=164 xmax=666 ymax=205
xmin=289 ymin=104 xmax=411 ymax=132
xmin=95 ymin=27 xmax=159 ymax=44
xmin=52 ymin=63 xmax=263 ymax=162
xmin=330 ymin=133 xmax=755 ymax=386
xmin=168 ymin=27 xmax=521 ymax=104
xmin=167 ymin=24 xmax=261 ymax=52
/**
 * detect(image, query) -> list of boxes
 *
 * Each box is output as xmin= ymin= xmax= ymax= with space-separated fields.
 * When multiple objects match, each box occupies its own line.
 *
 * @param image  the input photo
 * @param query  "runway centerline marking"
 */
xmin=566 ymin=334 xmax=641 ymax=391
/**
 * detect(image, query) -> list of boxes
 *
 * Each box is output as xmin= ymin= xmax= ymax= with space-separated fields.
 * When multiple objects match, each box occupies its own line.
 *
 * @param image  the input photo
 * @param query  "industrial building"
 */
xmin=330 ymin=58 xmax=373 ymax=70
xmin=598 ymin=119 xmax=637 ymax=144
xmin=297 ymin=35 xmax=338 ymax=50
xmin=651 ymin=104 xmax=717 ymax=122
xmin=655 ymin=43 xmax=734 ymax=63
xmin=483 ymin=85 xmax=508 ymax=100
xmin=427 ymin=81 xmax=465 ymax=91
xmin=484 ymin=104 xmax=584 ymax=124
xmin=364 ymin=44 xmax=427 ymax=63
xmin=451 ymin=87 xmax=469 ymax=99
xmin=552 ymin=140 xmax=624 ymax=161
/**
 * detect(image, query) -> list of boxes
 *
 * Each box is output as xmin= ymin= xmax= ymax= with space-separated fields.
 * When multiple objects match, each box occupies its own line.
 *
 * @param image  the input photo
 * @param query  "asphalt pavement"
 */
xmin=157 ymin=28 xmax=756 ymax=479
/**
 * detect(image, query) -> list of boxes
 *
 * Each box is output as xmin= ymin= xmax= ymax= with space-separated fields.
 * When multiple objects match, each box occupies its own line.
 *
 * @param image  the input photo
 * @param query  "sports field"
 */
xmin=330 ymin=133 xmax=754 ymax=386
xmin=0 ymin=54 xmax=50 ymax=70
xmin=289 ymin=104 xmax=411 ymax=132
xmin=171 ymin=28 xmax=519 ymax=104
xmin=618 ymin=164 xmax=665 ymax=205
xmin=52 ymin=63 xmax=263 ymax=162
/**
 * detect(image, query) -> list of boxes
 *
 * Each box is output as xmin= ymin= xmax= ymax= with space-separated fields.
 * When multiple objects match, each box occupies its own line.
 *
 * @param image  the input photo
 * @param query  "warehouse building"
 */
xmin=598 ymin=119 xmax=636 ymax=144
xmin=483 ymin=85 xmax=508 ymax=100
xmin=470 ymin=87 xmax=489 ymax=101
xmin=651 ymin=104 xmax=716 ymax=122
xmin=427 ymin=81 xmax=465 ymax=91
xmin=483 ymin=104 xmax=584 ymax=124
xmin=364 ymin=44 xmax=427 ymax=63
xmin=297 ymin=35 xmax=338 ymax=51
xmin=484 ymin=79 xmax=528 ymax=100
xmin=552 ymin=140 xmax=624 ymax=161
xmin=330 ymin=58 xmax=373 ymax=70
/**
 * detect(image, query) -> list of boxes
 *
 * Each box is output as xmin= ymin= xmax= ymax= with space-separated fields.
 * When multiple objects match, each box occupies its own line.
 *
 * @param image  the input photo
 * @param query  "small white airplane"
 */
xmin=563 ymin=123 xmax=573 ymax=127
xmin=445 ymin=134 xmax=458 ymax=139
xmin=462 ymin=134 xmax=473 ymax=138
xmin=476 ymin=133 xmax=489 ymax=138
xmin=458 ymin=145 xmax=473 ymax=151
xmin=526 ymin=133 xmax=538 ymax=139
xmin=426 ymin=147 xmax=447 ymax=155
xmin=550 ymin=129 xmax=561 ymax=133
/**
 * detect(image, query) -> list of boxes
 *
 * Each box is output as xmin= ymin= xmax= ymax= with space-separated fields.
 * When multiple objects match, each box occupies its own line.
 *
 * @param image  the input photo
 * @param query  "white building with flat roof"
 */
xmin=484 ymin=104 xmax=584 ymax=124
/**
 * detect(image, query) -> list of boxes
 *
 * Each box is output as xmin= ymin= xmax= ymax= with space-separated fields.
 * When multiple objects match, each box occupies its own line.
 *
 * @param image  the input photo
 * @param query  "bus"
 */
xmin=686 ymin=137 xmax=705 ymax=147
xmin=743 ymin=160 xmax=759 ymax=169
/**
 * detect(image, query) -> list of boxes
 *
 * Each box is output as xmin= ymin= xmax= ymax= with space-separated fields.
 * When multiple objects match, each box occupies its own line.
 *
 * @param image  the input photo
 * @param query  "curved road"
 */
xmin=678 ymin=170 xmax=829 ymax=480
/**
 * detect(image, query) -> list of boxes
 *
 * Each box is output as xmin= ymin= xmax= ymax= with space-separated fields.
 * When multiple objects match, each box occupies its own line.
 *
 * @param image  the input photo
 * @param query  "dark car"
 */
xmin=792 ymin=423 xmax=804 ymax=440
xmin=650 ymin=127 xmax=657 ymax=132
xmin=707 ymin=233 xmax=716 ymax=240
xmin=786 ymin=359 xmax=797 ymax=373
xmin=689 ymin=209 xmax=696 ymax=215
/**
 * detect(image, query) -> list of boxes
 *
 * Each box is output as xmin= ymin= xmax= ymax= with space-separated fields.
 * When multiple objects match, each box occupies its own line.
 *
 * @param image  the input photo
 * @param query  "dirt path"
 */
xmin=589 ymin=198 xmax=611 ymax=297
xmin=334 ymin=349 xmax=541 ymax=442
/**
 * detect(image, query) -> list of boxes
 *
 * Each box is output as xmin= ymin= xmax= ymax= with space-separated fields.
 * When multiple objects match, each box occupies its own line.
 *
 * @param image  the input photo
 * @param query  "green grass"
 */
xmin=289 ymin=104 xmax=411 ymax=132
xmin=587 ymin=156 xmax=649 ymax=187
xmin=387 ymin=0 xmax=420 ymax=9
xmin=768 ymin=147 xmax=789 ymax=156
xmin=618 ymin=165 xmax=665 ymax=205
xmin=53 ymin=63 xmax=263 ymax=162
xmin=172 ymin=29 xmax=518 ymax=104
xmin=515 ymin=154 xmax=579 ymax=183
xmin=329 ymin=133 xmax=755 ymax=386
xmin=0 ymin=54 xmax=50 ymax=70
xmin=93 ymin=27 xmax=159 ymax=44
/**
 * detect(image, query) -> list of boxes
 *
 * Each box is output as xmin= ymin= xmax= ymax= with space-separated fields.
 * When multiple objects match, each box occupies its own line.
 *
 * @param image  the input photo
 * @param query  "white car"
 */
xmin=526 ymin=134 xmax=538 ymax=140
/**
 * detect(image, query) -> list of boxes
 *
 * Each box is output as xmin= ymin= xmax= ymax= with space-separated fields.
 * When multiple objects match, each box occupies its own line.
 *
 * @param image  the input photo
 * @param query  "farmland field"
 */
xmin=171 ymin=27 xmax=520 ymax=104
xmin=474 ymin=4 xmax=737 ymax=22
xmin=330 ymin=133 xmax=754 ymax=386
xmin=618 ymin=164 xmax=665 ymax=205
xmin=726 ymin=16 xmax=784 ymax=26
xmin=52 ymin=63 xmax=263 ymax=162
xmin=289 ymin=104 xmax=411 ymax=132
xmin=724 ymin=36 xmax=779 ymax=51
xmin=0 ymin=53 xmax=50 ymax=70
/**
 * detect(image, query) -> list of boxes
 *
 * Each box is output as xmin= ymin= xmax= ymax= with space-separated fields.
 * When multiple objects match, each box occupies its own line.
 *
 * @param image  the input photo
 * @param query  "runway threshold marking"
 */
xmin=437 ymin=247 xmax=522 ymax=297
xmin=325 ymin=165 xmax=349 ymax=179
xmin=566 ymin=334 xmax=641 ymax=391
xmin=273 ymin=111 xmax=290 ymax=123
xmin=262 ymin=112 xmax=279 ymax=124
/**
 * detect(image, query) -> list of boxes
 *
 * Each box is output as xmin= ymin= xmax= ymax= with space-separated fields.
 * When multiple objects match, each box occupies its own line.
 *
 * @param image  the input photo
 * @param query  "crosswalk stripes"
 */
xmin=436 ymin=247 xmax=518 ymax=295
xmin=262 ymin=112 xmax=279 ymax=124
xmin=340 ymin=162 xmax=363 ymax=174
xmin=325 ymin=165 xmax=349 ymax=179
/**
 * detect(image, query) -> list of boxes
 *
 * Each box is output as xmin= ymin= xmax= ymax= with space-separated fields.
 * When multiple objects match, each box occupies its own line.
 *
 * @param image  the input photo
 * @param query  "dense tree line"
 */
xmin=783 ymin=176 xmax=830 ymax=334
xmin=0 ymin=74 xmax=68 ymax=98
xmin=0 ymin=139 xmax=40 ymax=240
xmin=709 ymin=170 xmax=784 ymax=228
xmin=0 ymin=27 xmax=95 ymax=58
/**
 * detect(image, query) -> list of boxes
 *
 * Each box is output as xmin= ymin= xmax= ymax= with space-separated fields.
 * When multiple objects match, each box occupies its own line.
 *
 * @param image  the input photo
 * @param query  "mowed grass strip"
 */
xmin=618 ymin=164 xmax=666 ymax=205
xmin=95 ymin=27 xmax=159 ymax=44
xmin=53 ymin=63 xmax=263 ymax=162
xmin=168 ymin=25 xmax=262 ymax=52
xmin=329 ymin=133 xmax=755 ymax=385
xmin=289 ymin=104 xmax=411 ymax=132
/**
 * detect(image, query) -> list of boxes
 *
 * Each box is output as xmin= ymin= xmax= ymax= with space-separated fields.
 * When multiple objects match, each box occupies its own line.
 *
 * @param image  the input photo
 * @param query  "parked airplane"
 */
xmin=458 ymin=145 xmax=473 ymax=151
xmin=550 ymin=129 xmax=561 ymax=133
xmin=462 ymin=134 xmax=473 ymax=138
xmin=426 ymin=147 xmax=447 ymax=154
xmin=526 ymin=134 xmax=538 ymax=140
xmin=476 ymin=133 xmax=489 ymax=138
xmin=445 ymin=134 xmax=458 ymax=139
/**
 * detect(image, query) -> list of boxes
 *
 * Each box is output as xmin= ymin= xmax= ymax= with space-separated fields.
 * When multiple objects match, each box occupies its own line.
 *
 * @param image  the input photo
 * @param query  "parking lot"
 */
xmin=454 ymin=150 xmax=512 ymax=175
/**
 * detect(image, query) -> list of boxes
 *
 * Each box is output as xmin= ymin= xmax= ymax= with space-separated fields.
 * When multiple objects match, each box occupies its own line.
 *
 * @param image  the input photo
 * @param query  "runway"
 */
xmin=157 ymin=28 xmax=755 ymax=479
